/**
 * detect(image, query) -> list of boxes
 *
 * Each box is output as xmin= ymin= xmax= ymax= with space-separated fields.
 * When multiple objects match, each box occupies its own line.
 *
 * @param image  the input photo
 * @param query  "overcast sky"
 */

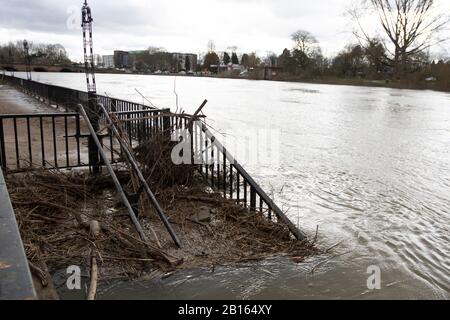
xmin=1 ymin=0 xmax=449 ymax=61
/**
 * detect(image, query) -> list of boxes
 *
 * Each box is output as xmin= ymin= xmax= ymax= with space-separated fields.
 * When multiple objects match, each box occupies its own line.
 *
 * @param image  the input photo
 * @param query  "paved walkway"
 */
xmin=0 ymin=84 xmax=50 ymax=114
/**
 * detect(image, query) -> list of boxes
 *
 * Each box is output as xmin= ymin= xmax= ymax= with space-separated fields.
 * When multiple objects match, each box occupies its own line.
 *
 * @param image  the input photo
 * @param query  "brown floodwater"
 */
xmin=11 ymin=72 xmax=450 ymax=299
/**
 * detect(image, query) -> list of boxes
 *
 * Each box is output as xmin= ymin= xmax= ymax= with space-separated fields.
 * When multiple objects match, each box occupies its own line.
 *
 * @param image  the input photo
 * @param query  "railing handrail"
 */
xmin=111 ymin=109 xmax=170 ymax=115
xmin=0 ymin=112 xmax=80 ymax=119
xmin=1 ymin=74 xmax=158 ymax=111
xmin=0 ymin=168 xmax=37 ymax=299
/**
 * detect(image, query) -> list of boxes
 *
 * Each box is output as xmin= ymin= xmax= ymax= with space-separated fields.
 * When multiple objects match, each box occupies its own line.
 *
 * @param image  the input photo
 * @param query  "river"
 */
xmin=9 ymin=72 xmax=450 ymax=300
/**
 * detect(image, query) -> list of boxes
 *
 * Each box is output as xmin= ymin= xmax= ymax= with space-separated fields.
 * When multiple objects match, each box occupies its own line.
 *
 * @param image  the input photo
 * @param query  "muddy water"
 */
xmin=12 ymin=72 xmax=450 ymax=299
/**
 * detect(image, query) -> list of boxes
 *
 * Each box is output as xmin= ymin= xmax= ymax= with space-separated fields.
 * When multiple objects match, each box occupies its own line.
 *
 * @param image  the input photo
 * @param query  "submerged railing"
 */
xmin=195 ymin=122 xmax=306 ymax=240
xmin=0 ymin=74 xmax=307 ymax=240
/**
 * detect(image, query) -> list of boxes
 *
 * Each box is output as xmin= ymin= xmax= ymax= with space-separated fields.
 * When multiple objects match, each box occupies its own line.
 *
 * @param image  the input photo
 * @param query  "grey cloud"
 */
xmin=1 ymin=0 xmax=448 ymax=61
xmin=0 ymin=0 xmax=158 ymax=34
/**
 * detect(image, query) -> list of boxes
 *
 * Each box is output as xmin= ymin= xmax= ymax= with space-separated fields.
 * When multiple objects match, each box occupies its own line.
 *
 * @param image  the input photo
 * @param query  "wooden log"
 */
xmin=87 ymin=252 xmax=98 ymax=301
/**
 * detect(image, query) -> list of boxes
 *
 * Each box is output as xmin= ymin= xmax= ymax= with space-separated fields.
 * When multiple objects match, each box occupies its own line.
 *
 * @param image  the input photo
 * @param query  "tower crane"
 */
xmin=81 ymin=0 xmax=100 ymax=174
xmin=81 ymin=0 xmax=97 ymax=96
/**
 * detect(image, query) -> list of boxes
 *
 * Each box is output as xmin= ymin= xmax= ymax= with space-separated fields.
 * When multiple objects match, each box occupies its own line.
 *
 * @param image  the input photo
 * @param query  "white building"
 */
xmin=93 ymin=54 xmax=103 ymax=67
xmin=102 ymin=55 xmax=114 ymax=68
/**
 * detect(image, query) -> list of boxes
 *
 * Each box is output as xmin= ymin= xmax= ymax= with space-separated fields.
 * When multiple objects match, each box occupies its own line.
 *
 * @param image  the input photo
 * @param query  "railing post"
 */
xmin=250 ymin=187 xmax=257 ymax=212
xmin=189 ymin=117 xmax=195 ymax=166
xmin=162 ymin=110 xmax=171 ymax=138
xmin=0 ymin=119 xmax=6 ymax=171
xmin=87 ymin=94 xmax=101 ymax=175
xmin=111 ymin=98 xmax=117 ymax=112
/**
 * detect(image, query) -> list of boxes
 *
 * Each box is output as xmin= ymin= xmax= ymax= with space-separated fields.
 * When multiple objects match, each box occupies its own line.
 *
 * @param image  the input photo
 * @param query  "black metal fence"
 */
xmin=1 ymin=74 xmax=153 ymax=113
xmin=191 ymin=121 xmax=307 ymax=240
xmin=166 ymin=116 xmax=306 ymax=240
xmin=0 ymin=75 xmax=171 ymax=172
xmin=0 ymin=113 xmax=86 ymax=171
xmin=0 ymin=109 xmax=172 ymax=173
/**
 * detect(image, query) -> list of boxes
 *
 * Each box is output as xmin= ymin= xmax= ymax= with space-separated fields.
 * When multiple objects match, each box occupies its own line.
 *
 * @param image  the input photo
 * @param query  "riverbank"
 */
xmin=91 ymin=70 xmax=450 ymax=93
xmin=270 ymin=76 xmax=450 ymax=93
xmin=4 ymin=69 xmax=450 ymax=93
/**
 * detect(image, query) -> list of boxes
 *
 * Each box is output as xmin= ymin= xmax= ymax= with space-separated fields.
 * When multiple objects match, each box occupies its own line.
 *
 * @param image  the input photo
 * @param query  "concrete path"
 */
xmin=0 ymin=84 xmax=51 ymax=114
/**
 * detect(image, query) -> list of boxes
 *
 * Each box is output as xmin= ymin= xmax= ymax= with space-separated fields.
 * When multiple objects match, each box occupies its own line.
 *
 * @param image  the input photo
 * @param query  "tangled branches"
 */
xmin=5 ymin=133 xmax=319 ymax=295
xmin=7 ymin=170 xmax=175 ymax=282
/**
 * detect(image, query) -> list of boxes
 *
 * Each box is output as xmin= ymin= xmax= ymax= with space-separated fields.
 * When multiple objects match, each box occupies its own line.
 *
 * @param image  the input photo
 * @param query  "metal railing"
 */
xmin=0 ymin=109 xmax=171 ymax=173
xmin=1 ymin=74 xmax=154 ymax=113
xmin=167 ymin=116 xmax=307 ymax=240
xmin=0 ymin=113 xmax=87 ymax=171
xmin=191 ymin=121 xmax=307 ymax=240
xmin=0 ymin=75 xmax=171 ymax=172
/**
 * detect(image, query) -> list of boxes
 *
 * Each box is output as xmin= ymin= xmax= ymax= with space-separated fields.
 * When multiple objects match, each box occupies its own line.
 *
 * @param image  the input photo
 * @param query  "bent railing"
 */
xmin=167 ymin=116 xmax=307 ymax=240
xmin=192 ymin=122 xmax=307 ymax=241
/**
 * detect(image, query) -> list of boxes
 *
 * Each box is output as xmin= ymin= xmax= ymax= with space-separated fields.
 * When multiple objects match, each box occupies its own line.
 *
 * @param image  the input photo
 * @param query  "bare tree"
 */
xmin=349 ymin=0 xmax=449 ymax=76
xmin=291 ymin=30 xmax=319 ymax=56
xmin=147 ymin=46 xmax=166 ymax=54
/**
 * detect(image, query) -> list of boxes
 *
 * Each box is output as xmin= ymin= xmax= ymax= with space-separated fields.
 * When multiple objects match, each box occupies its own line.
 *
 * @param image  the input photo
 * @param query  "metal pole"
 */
xmin=98 ymin=103 xmax=182 ymax=248
xmin=78 ymin=104 xmax=149 ymax=243
xmin=87 ymin=95 xmax=101 ymax=175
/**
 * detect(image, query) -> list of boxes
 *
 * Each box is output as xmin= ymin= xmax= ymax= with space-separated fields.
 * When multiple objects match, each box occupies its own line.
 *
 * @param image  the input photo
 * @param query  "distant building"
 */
xmin=111 ymin=49 xmax=198 ymax=72
xmin=172 ymin=53 xmax=198 ymax=72
xmin=129 ymin=51 xmax=171 ymax=72
xmin=93 ymin=54 xmax=103 ymax=67
xmin=102 ymin=55 xmax=114 ymax=68
xmin=114 ymin=50 xmax=130 ymax=68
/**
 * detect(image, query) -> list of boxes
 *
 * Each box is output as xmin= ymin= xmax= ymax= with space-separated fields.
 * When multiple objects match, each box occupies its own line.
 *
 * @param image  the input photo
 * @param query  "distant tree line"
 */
xmin=0 ymin=41 xmax=71 ymax=65
xmin=202 ymin=43 xmax=262 ymax=73
xmin=201 ymin=0 xmax=450 ymax=89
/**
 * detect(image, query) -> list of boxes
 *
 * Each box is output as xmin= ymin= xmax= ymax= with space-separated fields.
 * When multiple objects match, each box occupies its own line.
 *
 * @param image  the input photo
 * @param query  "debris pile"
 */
xmin=6 ymin=132 xmax=319 ymax=298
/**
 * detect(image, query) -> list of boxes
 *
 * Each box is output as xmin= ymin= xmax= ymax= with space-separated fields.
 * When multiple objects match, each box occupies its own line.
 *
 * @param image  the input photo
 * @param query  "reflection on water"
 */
xmin=15 ymin=72 xmax=450 ymax=299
